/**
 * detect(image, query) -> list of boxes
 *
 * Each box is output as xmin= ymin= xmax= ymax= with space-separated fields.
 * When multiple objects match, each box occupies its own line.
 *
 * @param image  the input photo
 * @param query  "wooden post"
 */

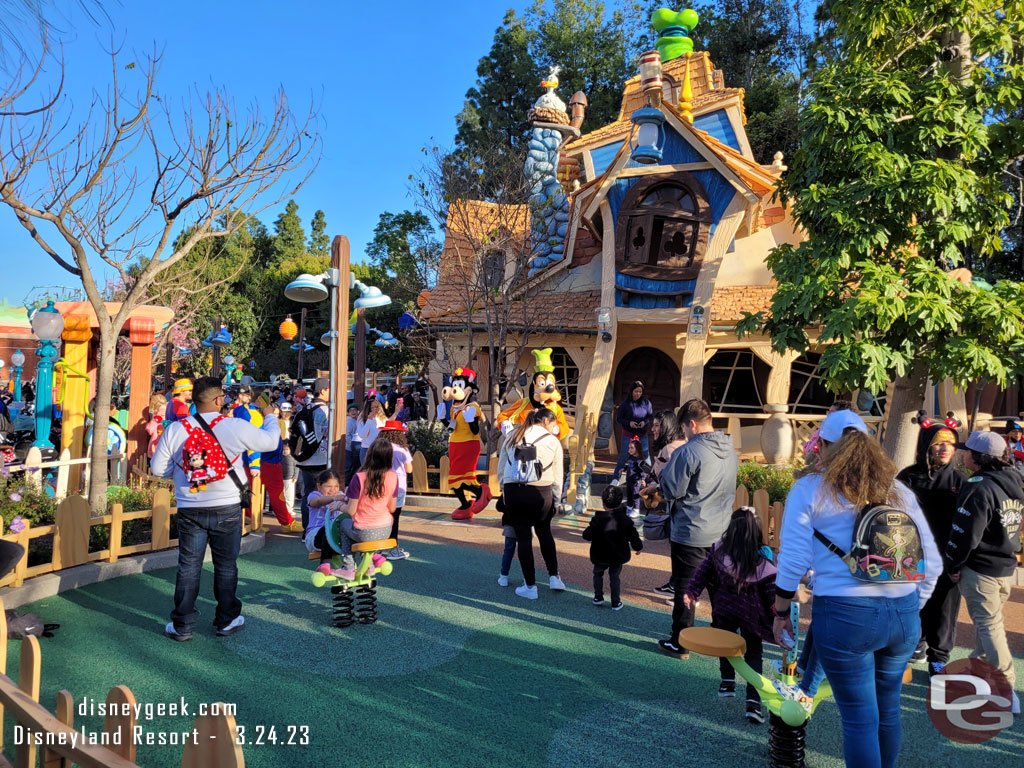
xmin=103 ymin=685 xmax=137 ymax=762
xmin=42 ymin=691 xmax=75 ymax=768
xmin=23 ymin=446 xmax=43 ymax=492
xmin=151 ymin=488 xmax=171 ymax=550
xmin=12 ymin=522 xmax=30 ymax=587
xmin=108 ymin=503 xmax=123 ymax=563
xmin=411 ymin=452 xmax=427 ymax=493
xmin=18 ymin=636 xmax=42 ymax=768
xmin=439 ymin=455 xmax=450 ymax=494
xmin=126 ymin=316 xmax=156 ymax=474
xmin=181 ymin=704 xmax=246 ymax=768
xmin=330 ymin=236 xmax=351 ymax=477
xmin=55 ymin=496 xmax=90 ymax=569
xmin=734 ymin=484 xmax=749 ymax=509
xmin=0 ymin=596 xmax=6 ymax=750
xmin=61 ymin=314 xmax=92 ymax=494
xmin=296 ymin=307 xmax=307 ymax=382
xmin=54 ymin=448 xmax=71 ymax=500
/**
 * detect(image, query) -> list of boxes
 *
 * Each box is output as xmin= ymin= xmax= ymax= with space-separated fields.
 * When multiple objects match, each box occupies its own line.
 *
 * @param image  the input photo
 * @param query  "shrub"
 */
xmin=0 ymin=476 xmax=56 ymax=530
xmin=407 ymin=420 xmax=449 ymax=466
xmin=736 ymin=461 xmax=795 ymax=505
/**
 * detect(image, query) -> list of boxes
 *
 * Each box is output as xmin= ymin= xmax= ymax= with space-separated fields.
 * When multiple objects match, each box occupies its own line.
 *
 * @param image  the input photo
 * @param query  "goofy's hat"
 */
xmin=532 ymin=348 xmax=554 ymax=374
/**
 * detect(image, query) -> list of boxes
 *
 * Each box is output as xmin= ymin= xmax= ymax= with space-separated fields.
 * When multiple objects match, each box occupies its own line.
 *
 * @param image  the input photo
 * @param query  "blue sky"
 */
xmin=1 ymin=1 xmax=532 ymax=304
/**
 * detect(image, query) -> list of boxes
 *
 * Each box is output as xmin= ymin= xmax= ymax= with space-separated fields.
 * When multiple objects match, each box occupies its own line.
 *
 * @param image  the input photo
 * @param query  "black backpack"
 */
xmin=289 ymin=402 xmax=326 ymax=462
xmin=814 ymin=502 xmax=927 ymax=583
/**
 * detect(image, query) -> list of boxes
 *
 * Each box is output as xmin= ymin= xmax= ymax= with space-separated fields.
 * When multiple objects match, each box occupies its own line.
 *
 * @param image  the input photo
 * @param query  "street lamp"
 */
xmin=223 ymin=354 xmax=236 ymax=385
xmin=350 ymin=276 xmax=391 ymax=404
xmin=29 ymin=300 xmax=64 ymax=449
xmin=10 ymin=349 xmax=24 ymax=401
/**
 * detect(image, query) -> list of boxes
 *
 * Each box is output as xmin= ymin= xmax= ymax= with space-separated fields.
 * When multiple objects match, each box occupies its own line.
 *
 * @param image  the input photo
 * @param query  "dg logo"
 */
xmin=927 ymin=658 xmax=1014 ymax=744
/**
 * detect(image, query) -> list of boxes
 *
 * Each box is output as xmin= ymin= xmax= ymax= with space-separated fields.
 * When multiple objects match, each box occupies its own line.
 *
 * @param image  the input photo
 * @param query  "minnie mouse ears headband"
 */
xmin=912 ymin=410 xmax=962 ymax=430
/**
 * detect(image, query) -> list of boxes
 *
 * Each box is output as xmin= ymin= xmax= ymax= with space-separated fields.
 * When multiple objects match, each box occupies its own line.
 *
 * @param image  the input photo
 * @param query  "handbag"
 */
xmin=194 ymin=413 xmax=253 ymax=509
xmin=642 ymin=511 xmax=670 ymax=541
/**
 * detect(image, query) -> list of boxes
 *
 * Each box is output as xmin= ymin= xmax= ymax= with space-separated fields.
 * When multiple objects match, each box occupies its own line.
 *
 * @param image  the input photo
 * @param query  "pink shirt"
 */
xmin=346 ymin=471 xmax=398 ymax=530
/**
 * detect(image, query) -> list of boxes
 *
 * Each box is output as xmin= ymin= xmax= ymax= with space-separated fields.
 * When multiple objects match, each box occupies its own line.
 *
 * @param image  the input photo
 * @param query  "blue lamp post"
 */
xmin=630 ymin=107 xmax=666 ymax=164
xmin=10 ymin=350 xmax=23 ymax=401
xmin=29 ymin=300 xmax=65 ymax=449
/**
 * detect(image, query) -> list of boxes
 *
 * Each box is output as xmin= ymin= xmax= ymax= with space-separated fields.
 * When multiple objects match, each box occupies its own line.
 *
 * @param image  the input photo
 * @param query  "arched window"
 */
xmin=789 ymin=353 xmax=836 ymax=414
xmin=702 ymin=350 xmax=769 ymax=412
xmin=615 ymin=174 xmax=711 ymax=282
xmin=549 ymin=347 xmax=580 ymax=417
xmin=481 ymin=249 xmax=504 ymax=290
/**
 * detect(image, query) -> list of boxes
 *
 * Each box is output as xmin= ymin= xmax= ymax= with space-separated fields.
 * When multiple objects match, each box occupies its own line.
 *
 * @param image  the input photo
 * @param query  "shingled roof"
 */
xmin=420 ymin=289 xmax=602 ymax=332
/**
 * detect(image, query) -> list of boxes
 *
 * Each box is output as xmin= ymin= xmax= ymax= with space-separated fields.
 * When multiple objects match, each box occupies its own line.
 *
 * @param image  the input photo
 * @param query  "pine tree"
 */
xmin=309 ymin=209 xmax=329 ymax=256
xmin=271 ymin=199 xmax=306 ymax=262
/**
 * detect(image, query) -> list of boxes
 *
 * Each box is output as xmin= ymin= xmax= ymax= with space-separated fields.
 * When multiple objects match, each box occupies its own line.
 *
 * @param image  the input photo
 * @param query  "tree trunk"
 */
xmin=88 ymin=331 xmax=118 ymax=512
xmin=881 ymin=360 xmax=930 ymax=469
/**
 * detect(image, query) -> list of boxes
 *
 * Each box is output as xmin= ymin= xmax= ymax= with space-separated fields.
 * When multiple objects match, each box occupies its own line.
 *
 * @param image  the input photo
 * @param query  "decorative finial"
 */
xmin=530 ymin=64 xmax=568 ymax=125
xmin=680 ymin=53 xmax=694 ymax=123
xmin=651 ymin=8 xmax=699 ymax=63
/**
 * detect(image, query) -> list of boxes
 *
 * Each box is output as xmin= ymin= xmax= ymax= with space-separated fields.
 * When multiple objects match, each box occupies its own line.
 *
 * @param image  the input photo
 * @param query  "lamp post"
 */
xmin=223 ymin=354 xmax=236 ymax=385
xmin=10 ymin=350 xmax=24 ymax=401
xmin=351 ymin=277 xmax=391 ymax=404
xmin=30 ymin=300 xmax=65 ymax=449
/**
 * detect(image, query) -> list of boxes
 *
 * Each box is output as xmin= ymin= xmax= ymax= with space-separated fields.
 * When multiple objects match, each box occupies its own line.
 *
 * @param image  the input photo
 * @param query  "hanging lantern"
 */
xmin=279 ymin=316 xmax=298 ymax=340
xmin=630 ymin=107 xmax=666 ymax=164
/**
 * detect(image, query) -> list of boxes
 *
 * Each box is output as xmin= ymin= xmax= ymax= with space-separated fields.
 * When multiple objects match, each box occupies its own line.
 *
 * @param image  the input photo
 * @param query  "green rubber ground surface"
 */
xmin=4 ymin=530 xmax=1023 ymax=767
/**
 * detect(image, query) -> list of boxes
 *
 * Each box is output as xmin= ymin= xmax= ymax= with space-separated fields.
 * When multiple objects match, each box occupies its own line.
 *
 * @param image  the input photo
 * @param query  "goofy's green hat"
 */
xmin=532 ymin=348 xmax=554 ymax=374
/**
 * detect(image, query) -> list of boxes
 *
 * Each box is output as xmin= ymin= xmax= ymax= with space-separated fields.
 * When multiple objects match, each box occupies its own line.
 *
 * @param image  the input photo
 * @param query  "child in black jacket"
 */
xmin=582 ymin=486 xmax=643 ymax=610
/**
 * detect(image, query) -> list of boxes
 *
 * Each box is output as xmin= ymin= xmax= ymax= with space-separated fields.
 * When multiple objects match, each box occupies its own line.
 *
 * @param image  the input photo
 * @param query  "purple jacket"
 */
xmin=685 ymin=544 xmax=778 ymax=644
xmin=616 ymin=398 xmax=653 ymax=437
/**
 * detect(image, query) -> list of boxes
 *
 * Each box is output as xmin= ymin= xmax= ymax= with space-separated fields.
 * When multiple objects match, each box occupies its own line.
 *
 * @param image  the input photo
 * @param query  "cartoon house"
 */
xmin=419 ymin=10 xmax=885 ymax=462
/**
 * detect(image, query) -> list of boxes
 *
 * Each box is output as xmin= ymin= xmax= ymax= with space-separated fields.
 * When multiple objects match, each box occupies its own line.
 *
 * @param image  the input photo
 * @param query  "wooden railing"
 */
xmin=0 ymin=597 xmax=245 ymax=767
xmin=4 ymin=447 xmax=130 ymax=502
xmin=0 ymin=486 xmax=265 ymax=590
xmin=734 ymin=484 xmax=785 ymax=551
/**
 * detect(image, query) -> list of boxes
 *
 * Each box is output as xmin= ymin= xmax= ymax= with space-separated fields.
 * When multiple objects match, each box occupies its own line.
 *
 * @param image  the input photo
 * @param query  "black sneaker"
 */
xmin=909 ymin=640 xmax=927 ymax=664
xmin=654 ymin=583 xmax=674 ymax=595
xmin=657 ymin=639 xmax=689 ymax=659
xmin=611 ymin=601 xmax=623 ymax=611
xmin=164 ymin=622 xmax=192 ymax=642
xmin=745 ymin=699 xmax=765 ymax=724
xmin=719 ymin=680 xmax=736 ymax=698
xmin=928 ymin=662 xmax=946 ymax=677
xmin=593 ymin=596 xmax=605 ymax=606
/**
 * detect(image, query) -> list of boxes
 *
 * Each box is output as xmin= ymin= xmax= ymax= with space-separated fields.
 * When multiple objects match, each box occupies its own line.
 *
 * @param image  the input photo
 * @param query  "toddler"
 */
xmin=581 ymin=486 xmax=642 ymax=610
xmin=624 ymin=437 xmax=649 ymax=519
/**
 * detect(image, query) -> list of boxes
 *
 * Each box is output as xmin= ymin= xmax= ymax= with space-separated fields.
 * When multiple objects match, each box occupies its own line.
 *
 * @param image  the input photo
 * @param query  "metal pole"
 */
xmin=164 ymin=342 xmax=173 ymax=391
xmin=354 ymin=308 xmax=366 ymax=404
xmin=211 ymin=317 xmax=221 ymax=377
xmin=33 ymin=339 xmax=58 ymax=448
xmin=296 ymin=307 xmax=307 ymax=383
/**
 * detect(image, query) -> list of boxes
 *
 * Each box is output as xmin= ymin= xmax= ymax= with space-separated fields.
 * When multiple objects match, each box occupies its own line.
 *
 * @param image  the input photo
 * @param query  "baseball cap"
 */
xmin=956 ymin=431 xmax=1007 ymax=458
xmin=280 ymin=402 xmax=293 ymax=412
xmin=819 ymin=409 xmax=868 ymax=443
xmin=312 ymin=377 xmax=330 ymax=395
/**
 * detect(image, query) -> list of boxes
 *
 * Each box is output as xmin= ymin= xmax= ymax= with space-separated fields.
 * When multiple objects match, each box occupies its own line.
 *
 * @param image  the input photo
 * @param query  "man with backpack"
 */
xmin=291 ymin=376 xmax=331 ymax=532
xmin=151 ymin=376 xmax=280 ymax=641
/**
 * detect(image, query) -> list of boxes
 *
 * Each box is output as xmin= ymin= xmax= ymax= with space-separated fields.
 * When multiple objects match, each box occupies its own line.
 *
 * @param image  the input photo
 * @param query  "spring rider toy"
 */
xmin=310 ymin=512 xmax=396 ymax=628
xmin=680 ymin=603 xmax=832 ymax=768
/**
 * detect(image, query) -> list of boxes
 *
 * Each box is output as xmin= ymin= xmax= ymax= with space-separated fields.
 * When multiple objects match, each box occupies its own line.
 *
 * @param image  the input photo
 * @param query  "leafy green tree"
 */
xmin=366 ymin=210 xmax=441 ymax=303
xmin=271 ymin=198 xmax=306 ymax=263
xmin=309 ymin=208 xmax=329 ymax=256
xmin=738 ymin=0 xmax=1024 ymax=465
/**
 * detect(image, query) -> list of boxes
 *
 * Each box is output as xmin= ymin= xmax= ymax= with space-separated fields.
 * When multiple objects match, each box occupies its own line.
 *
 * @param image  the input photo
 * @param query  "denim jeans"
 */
xmin=500 ymin=535 xmax=517 ymax=577
xmin=170 ymin=504 xmax=243 ymax=633
xmin=812 ymin=592 xmax=919 ymax=768
xmin=299 ymin=466 xmax=325 ymax=531
xmin=669 ymin=542 xmax=709 ymax=645
xmin=798 ymin=628 xmax=827 ymax=696
xmin=345 ymin=445 xmax=361 ymax=484
xmin=613 ymin=431 xmax=648 ymax=478
xmin=337 ymin=518 xmax=393 ymax=569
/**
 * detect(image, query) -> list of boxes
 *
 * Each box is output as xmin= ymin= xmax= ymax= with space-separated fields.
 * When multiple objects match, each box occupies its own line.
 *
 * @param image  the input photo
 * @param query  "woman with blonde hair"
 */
xmin=145 ymin=393 xmax=167 ymax=459
xmin=773 ymin=410 xmax=941 ymax=768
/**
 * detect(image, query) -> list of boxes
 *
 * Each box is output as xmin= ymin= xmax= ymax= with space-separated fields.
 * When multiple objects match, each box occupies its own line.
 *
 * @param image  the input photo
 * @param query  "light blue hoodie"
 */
xmin=659 ymin=430 xmax=739 ymax=547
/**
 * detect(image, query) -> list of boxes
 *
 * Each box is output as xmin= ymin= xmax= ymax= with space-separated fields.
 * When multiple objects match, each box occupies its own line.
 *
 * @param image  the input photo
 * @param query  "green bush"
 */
xmin=407 ymin=420 xmax=450 ymax=466
xmin=736 ymin=461 xmax=796 ymax=505
xmin=0 ymin=476 xmax=56 ymax=530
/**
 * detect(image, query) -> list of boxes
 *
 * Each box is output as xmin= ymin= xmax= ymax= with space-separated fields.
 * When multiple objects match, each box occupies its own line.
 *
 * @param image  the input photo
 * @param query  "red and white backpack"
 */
xmin=178 ymin=416 xmax=232 ymax=487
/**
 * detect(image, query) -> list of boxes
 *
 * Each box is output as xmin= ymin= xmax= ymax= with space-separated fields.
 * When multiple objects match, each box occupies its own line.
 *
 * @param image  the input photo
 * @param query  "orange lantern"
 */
xmin=279 ymin=316 xmax=298 ymax=340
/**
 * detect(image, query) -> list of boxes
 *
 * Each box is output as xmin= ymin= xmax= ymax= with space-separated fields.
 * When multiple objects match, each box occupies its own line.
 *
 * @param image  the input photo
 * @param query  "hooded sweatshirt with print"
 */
xmin=945 ymin=467 xmax=1024 ymax=578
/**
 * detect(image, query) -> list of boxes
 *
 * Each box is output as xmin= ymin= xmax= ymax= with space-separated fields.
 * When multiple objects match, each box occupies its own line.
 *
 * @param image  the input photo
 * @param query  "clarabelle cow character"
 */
xmin=497 ymin=348 xmax=571 ymax=440
xmin=446 ymin=368 xmax=492 ymax=520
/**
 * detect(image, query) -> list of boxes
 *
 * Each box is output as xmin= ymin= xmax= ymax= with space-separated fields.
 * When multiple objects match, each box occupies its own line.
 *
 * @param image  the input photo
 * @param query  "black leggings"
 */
xmin=505 ymin=483 xmax=558 ymax=587
xmin=313 ymin=529 xmax=339 ymax=564
xmin=714 ymin=613 xmax=763 ymax=701
xmin=389 ymin=506 xmax=403 ymax=541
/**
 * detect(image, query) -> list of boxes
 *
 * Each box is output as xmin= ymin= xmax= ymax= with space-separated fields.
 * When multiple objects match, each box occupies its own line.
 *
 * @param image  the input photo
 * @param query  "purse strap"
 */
xmin=193 ymin=412 xmax=249 ymax=495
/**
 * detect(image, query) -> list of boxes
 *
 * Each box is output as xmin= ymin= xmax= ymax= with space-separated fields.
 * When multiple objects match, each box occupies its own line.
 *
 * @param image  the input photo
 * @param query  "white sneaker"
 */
xmin=628 ymin=509 xmax=640 ymax=519
xmin=515 ymin=584 xmax=538 ymax=600
xmin=549 ymin=575 xmax=566 ymax=591
xmin=216 ymin=615 xmax=245 ymax=636
xmin=610 ymin=476 xmax=623 ymax=487
xmin=1012 ymin=690 xmax=1021 ymax=715
xmin=498 ymin=574 xmax=509 ymax=587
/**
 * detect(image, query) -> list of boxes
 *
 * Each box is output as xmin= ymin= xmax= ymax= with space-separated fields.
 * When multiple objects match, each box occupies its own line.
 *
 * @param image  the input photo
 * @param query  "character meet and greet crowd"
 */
xmin=143 ymin=359 xmax=1021 ymax=768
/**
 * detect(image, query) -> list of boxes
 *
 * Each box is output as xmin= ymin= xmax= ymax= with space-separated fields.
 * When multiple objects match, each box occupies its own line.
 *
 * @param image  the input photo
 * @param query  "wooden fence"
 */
xmin=0 ymin=597 xmax=245 ymax=767
xmin=734 ymin=484 xmax=785 ymax=552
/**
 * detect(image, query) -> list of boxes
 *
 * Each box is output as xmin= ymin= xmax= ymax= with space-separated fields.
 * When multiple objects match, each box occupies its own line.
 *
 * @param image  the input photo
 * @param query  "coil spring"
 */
xmin=768 ymin=713 xmax=806 ymax=768
xmin=354 ymin=581 xmax=378 ymax=624
xmin=331 ymin=585 xmax=355 ymax=628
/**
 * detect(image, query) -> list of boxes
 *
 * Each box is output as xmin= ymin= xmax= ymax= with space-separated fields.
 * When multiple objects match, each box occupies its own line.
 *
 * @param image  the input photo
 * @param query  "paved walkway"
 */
xmin=4 ymin=507 xmax=1021 ymax=767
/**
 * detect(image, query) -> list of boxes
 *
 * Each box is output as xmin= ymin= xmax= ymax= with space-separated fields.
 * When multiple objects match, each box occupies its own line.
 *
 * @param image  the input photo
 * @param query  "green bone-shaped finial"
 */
xmin=651 ymin=8 xmax=699 ymax=62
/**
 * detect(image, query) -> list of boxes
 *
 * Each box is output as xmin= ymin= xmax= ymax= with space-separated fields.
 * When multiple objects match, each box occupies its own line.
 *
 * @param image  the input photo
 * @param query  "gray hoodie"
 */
xmin=659 ymin=430 xmax=738 ymax=547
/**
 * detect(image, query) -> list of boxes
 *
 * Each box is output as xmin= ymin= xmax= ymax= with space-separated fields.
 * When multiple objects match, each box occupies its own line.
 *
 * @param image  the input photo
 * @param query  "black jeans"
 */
xmin=669 ymin=542 xmax=710 ymax=645
xmin=299 ymin=466 xmax=325 ymax=531
xmin=920 ymin=572 xmax=961 ymax=664
xmin=715 ymin=613 xmax=763 ymax=701
xmin=593 ymin=563 xmax=623 ymax=603
xmin=313 ymin=528 xmax=339 ymax=564
xmin=505 ymin=483 xmax=558 ymax=587
xmin=170 ymin=504 xmax=243 ymax=633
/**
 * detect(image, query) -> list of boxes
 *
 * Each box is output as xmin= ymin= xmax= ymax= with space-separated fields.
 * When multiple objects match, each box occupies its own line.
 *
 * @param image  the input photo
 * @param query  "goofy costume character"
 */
xmin=497 ymin=348 xmax=571 ymax=440
xmin=446 ymin=368 xmax=492 ymax=520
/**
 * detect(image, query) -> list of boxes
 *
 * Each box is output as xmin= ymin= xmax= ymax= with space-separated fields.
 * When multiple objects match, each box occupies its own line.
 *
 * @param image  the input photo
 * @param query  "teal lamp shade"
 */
xmin=211 ymin=328 xmax=232 ymax=347
xmin=285 ymin=273 xmax=329 ymax=303
xmin=354 ymin=286 xmax=391 ymax=309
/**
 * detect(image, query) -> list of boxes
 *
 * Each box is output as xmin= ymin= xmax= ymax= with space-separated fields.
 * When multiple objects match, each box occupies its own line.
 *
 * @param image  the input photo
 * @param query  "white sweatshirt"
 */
xmin=775 ymin=474 xmax=941 ymax=606
xmin=151 ymin=411 xmax=281 ymax=507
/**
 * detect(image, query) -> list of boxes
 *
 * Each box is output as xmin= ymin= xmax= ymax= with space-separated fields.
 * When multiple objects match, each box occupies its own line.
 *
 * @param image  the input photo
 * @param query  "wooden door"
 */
xmin=614 ymin=347 xmax=681 ymax=418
